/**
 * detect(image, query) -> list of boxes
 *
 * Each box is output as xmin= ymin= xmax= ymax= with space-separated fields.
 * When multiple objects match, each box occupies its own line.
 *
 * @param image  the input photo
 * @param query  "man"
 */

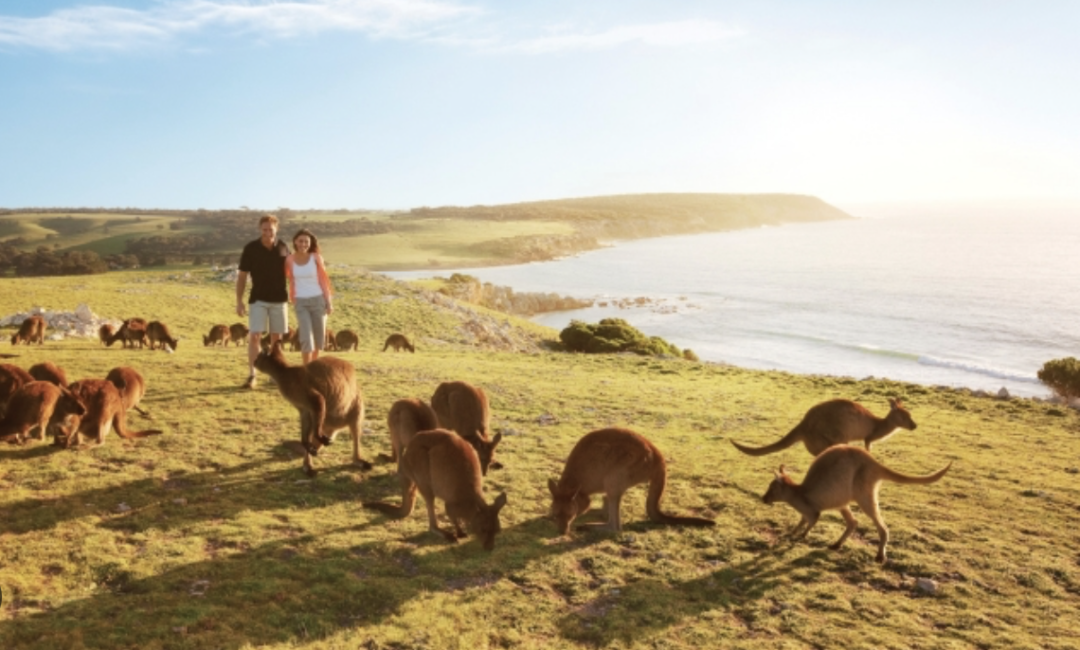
xmin=236 ymin=214 xmax=290 ymax=388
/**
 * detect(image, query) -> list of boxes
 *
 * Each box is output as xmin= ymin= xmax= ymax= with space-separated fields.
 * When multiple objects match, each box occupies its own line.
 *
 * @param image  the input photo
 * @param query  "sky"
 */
xmin=1 ymin=1 xmax=1078 ymax=211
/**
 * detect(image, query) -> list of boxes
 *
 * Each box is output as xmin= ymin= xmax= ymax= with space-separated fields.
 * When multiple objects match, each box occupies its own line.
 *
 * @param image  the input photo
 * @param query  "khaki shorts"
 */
xmin=248 ymin=301 xmax=288 ymax=335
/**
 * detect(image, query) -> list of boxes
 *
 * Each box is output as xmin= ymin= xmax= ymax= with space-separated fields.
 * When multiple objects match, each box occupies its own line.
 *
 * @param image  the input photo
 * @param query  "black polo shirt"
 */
xmin=238 ymin=238 xmax=289 ymax=304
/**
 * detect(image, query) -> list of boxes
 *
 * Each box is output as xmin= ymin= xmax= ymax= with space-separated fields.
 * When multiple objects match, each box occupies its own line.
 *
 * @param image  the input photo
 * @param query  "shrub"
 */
xmin=1038 ymin=357 xmax=1080 ymax=402
xmin=559 ymin=318 xmax=683 ymax=358
xmin=683 ymin=349 xmax=700 ymax=362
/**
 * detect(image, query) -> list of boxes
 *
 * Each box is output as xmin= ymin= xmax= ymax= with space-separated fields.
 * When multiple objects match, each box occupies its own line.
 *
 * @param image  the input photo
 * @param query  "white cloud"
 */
xmin=504 ymin=20 xmax=743 ymax=54
xmin=0 ymin=0 xmax=480 ymax=51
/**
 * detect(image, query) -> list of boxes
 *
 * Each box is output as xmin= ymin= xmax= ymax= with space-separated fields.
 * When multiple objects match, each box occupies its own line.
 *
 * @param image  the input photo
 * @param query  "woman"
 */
xmin=285 ymin=228 xmax=333 ymax=364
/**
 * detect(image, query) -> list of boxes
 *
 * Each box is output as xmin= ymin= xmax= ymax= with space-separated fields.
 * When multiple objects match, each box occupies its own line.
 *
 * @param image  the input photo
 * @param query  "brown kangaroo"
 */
xmin=228 ymin=323 xmax=249 ymax=346
xmin=431 ymin=380 xmax=502 ymax=475
xmin=0 ymin=381 xmax=87 ymax=444
xmin=29 ymin=361 xmax=68 ymax=387
xmin=380 ymin=397 xmax=440 ymax=464
xmin=323 ymin=328 xmax=337 ymax=352
xmin=334 ymin=329 xmax=359 ymax=352
xmin=147 ymin=320 xmax=179 ymax=351
xmin=548 ymin=427 xmax=716 ymax=535
xmin=63 ymin=379 xmax=164 ymax=448
xmin=383 ymin=333 xmax=415 ymax=353
xmin=109 ymin=318 xmax=148 ymax=349
xmin=732 ymin=398 xmax=918 ymax=457
xmin=762 ymin=445 xmax=951 ymax=563
xmin=260 ymin=327 xmax=295 ymax=354
xmin=254 ymin=341 xmax=369 ymax=476
xmin=105 ymin=366 xmax=150 ymax=418
xmin=98 ymin=323 xmax=116 ymax=346
xmin=363 ymin=428 xmax=508 ymax=550
xmin=0 ymin=363 xmax=35 ymax=418
xmin=11 ymin=315 xmax=46 ymax=345
xmin=204 ymin=324 xmax=231 ymax=347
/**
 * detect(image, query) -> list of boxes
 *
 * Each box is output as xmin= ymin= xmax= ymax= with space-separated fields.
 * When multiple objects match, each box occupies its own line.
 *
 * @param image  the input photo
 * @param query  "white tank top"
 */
xmin=292 ymin=257 xmax=323 ymax=298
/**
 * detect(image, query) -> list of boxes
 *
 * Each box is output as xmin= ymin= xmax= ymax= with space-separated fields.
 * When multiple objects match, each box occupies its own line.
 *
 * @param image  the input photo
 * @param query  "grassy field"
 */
xmin=0 ymin=270 xmax=1078 ymax=649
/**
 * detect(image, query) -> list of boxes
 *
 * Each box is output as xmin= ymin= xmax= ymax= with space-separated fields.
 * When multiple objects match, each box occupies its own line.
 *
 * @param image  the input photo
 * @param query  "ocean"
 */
xmin=387 ymin=205 xmax=1080 ymax=398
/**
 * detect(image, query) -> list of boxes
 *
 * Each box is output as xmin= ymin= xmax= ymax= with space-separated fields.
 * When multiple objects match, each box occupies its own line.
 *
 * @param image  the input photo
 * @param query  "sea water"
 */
xmin=388 ymin=205 xmax=1080 ymax=398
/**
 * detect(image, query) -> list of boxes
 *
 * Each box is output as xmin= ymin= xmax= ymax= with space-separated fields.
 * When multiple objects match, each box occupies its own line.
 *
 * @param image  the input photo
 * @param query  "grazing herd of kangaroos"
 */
xmin=3 ymin=314 xmax=950 ymax=563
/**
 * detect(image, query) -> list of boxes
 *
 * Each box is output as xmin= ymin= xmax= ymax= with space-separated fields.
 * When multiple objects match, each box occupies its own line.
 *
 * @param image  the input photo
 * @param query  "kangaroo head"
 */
xmin=762 ymin=466 xmax=796 ymax=504
xmin=58 ymin=386 xmax=88 ymax=418
xmin=548 ymin=479 xmax=589 ymax=535
xmin=255 ymin=340 xmax=288 ymax=373
xmin=887 ymin=398 xmax=917 ymax=430
xmin=474 ymin=431 xmax=503 ymax=476
xmin=471 ymin=492 xmax=508 ymax=551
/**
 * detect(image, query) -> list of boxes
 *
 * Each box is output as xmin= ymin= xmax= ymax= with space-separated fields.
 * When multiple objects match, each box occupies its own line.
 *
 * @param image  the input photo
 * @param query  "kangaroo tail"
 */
xmin=730 ymin=425 xmax=802 ymax=457
xmin=119 ymin=428 xmax=164 ymax=439
xmin=881 ymin=461 xmax=952 ymax=485
xmin=645 ymin=456 xmax=716 ymax=528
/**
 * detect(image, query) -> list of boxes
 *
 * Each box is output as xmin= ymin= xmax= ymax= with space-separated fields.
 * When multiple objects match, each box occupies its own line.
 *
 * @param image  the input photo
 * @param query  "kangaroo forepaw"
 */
xmin=318 ymin=435 xmax=332 ymax=446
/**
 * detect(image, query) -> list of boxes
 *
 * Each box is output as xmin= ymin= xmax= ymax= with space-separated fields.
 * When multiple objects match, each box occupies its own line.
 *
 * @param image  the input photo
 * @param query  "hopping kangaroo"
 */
xmin=364 ymin=429 xmax=508 ymax=550
xmin=548 ymin=427 xmax=716 ymax=534
xmin=381 ymin=398 xmax=440 ymax=464
xmin=11 ymin=315 xmax=46 ymax=345
xmin=732 ymin=398 xmax=917 ymax=457
xmin=762 ymin=445 xmax=951 ymax=563
xmin=430 ymin=380 xmax=502 ymax=474
xmin=29 ymin=361 xmax=68 ymax=387
xmin=105 ymin=367 xmax=150 ymax=418
xmin=63 ymin=379 xmax=163 ymax=448
xmin=254 ymin=341 xmax=369 ymax=476
xmin=204 ymin=324 xmax=231 ymax=347
xmin=0 ymin=381 xmax=86 ymax=444
xmin=383 ymin=333 xmax=415 ymax=353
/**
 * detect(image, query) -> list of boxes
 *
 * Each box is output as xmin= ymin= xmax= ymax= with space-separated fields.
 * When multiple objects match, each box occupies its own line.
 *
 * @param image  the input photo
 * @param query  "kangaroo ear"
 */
xmin=776 ymin=464 xmax=787 ymax=478
xmin=888 ymin=397 xmax=899 ymax=408
xmin=547 ymin=478 xmax=559 ymax=496
xmin=492 ymin=492 xmax=508 ymax=511
xmin=491 ymin=431 xmax=502 ymax=447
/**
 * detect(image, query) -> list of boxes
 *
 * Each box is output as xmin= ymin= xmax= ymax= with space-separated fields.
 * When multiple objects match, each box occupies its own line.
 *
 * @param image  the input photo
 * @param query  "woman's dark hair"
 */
xmin=292 ymin=228 xmax=320 ymax=254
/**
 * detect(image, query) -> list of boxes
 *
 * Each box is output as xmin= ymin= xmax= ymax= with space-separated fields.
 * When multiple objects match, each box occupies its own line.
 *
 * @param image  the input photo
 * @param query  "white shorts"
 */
xmin=248 ymin=301 xmax=288 ymax=335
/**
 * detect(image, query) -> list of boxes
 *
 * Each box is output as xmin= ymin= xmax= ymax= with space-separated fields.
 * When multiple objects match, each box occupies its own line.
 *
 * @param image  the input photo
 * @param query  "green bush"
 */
xmin=1038 ymin=357 xmax=1080 ymax=402
xmin=559 ymin=318 xmax=682 ymax=358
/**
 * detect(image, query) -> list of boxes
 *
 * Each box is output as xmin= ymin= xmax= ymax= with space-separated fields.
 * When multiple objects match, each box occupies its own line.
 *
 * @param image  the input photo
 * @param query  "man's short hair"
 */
xmin=259 ymin=214 xmax=279 ymax=227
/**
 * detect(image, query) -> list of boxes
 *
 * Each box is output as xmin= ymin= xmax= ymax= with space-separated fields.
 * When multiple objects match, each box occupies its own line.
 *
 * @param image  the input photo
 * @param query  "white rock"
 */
xmin=916 ymin=578 xmax=939 ymax=595
xmin=997 ymin=387 xmax=1010 ymax=399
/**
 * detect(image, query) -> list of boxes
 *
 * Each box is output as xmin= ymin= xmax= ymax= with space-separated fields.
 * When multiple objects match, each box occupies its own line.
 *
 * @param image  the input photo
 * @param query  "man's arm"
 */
xmin=235 ymin=270 xmax=249 ymax=317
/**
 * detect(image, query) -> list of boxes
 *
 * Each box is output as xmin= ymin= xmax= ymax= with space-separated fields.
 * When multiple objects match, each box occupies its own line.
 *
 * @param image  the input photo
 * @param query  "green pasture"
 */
xmin=0 ymin=213 xmax=183 ymax=254
xmin=0 ymin=270 xmax=1078 ymax=649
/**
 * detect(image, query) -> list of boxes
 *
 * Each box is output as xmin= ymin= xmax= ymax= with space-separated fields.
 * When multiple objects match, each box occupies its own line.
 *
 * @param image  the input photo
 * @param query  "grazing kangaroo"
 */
xmin=732 ymin=398 xmax=918 ymax=457
xmin=98 ymin=324 xmax=116 ymax=346
xmin=0 ymin=381 xmax=86 ymax=444
xmin=381 ymin=397 xmax=440 ymax=464
xmin=0 ymin=363 xmax=34 ymax=418
xmin=228 ymin=323 xmax=249 ymax=346
xmin=364 ymin=429 xmax=508 ymax=550
xmin=11 ymin=315 xmax=46 ymax=345
xmin=762 ymin=445 xmax=951 ymax=563
xmin=548 ymin=427 xmax=716 ymax=534
xmin=29 ymin=361 xmax=68 ymax=387
xmin=147 ymin=320 xmax=179 ymax=351
xmin=105 ymin=367 xmax=150 ymax=418
xmin=204 ymin=324 xmax=231 ymax=347
xmin=109 ymin=318 xmax=148 ymax=349
xmin=254 ymin=341 xmax=369 ymax=477
xmin=63 ymin=379 xmax=163 ymax=448
xmin=431 ymin=380 xmax=502 ymax=475
xmin=383 ymin=333 xmax=415 ymax=353
xmin=334 ymin=329 xmax=359 ymax=352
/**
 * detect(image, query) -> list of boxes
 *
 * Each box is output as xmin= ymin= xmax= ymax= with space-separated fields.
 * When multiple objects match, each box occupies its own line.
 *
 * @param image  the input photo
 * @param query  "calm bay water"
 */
xmin=388 ymin=206 xmax=1080 ymax=398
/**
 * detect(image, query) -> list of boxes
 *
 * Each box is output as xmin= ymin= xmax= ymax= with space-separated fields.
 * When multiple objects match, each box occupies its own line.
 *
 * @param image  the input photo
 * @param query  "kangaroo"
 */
xmin=383 ymin=333 xmax=415 ymax=353
xmin=284 ymin=327 xmax=301 ymax=352
xmin=105 ymin=367 xmax=150 ymax=418
xmin=98 ymin=323 xmax=116 ymax=346
xmin=109 ymin=318 xmax=148 ymax=349
xmin=430 ymin=380 xmax=502 ymax=475
xmin=364 ymin=428 xmax=508 ymax=550
xmin=0 ymin=363 xmax=34 ymax=418
xmin=204 ymin=324 xmax=231 ymax=347
xmin=62 ymin=379 xmax=164 ymax=448
xmin=334 ymin=329 xmax=359 ymax=352
xmin=11 ymin=315 xmax=46 ymax=345
xmin=0 ymin=381 xmax=87 ymax=445
xmin=146 ymin=320 xmax=179 ymax=351
xmin=761 ymin=445 xmax=951 ymax=563
xmin=260 ymin=327 xmax=294 ymax=354
xmin=323 ymin=328 xmax=337 ymax=352
xmin=380 ymin=397 xmax=440 ymax=464
xmin=29 ymin=361 xmax=68 ymax=386
xmin=228 ymin=323 xmax=249 ymax=347
xmin=254 ymin=341 xmax=369 ymax=477
xmin=732 ymin=398 xmax=917 ymax=457
xmin=548 ymin=427 xmax=716 ymax=535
